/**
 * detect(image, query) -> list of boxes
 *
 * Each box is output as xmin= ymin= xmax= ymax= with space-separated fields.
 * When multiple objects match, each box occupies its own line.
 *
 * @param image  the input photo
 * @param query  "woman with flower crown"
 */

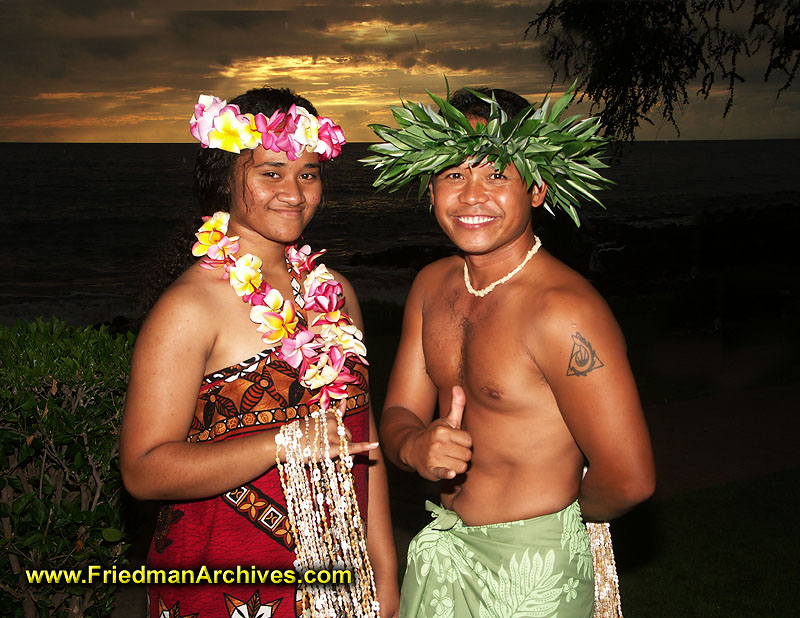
xmin=120 ymin=87 xmax=399 ymax=618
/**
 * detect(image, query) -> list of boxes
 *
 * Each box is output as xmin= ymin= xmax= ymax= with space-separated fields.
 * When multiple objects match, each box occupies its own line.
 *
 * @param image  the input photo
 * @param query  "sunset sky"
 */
xmin=2 ymin=0 xmax=798 ymax=143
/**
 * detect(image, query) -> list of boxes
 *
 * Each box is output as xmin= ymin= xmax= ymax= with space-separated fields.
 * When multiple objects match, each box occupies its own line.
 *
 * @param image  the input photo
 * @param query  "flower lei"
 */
xmin=190 ymin=94 xmax=346 ymax=160
xmin=192 ymin=211 xmax=367 ymax=411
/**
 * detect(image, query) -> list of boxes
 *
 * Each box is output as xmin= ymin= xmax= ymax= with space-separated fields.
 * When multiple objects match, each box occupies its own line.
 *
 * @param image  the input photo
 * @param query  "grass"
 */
xmin=615 ymin=468 xmax=799 ymax=617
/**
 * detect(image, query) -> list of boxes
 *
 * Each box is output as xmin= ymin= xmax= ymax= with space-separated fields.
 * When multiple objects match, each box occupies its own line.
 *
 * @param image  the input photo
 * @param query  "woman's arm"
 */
xmin=120 ymin=281 xmax=371 ymax=501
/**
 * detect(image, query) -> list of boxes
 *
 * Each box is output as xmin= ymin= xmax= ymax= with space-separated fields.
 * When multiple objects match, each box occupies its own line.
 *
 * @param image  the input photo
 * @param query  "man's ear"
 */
xmin=428 ymin=180 xmax=435 ymax=206
xmin=531 ymin=181 xmax=547 ymax=208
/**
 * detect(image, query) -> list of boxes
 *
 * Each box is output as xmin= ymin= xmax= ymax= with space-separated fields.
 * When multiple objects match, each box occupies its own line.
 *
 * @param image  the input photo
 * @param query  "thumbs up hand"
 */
xmin=443 ymin=384 xmax=465 ymax=429
xmin=406 ymin=385 xmax=473 ymax=481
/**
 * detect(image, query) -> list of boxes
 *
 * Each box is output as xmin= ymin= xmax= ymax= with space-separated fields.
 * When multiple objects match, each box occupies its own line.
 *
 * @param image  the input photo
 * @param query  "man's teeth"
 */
xmin=457 ymin=216 xmax=494 ymax=224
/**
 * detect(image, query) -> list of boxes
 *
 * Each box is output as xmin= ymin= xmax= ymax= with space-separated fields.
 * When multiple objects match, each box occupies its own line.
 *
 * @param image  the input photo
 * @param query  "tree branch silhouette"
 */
xmin=527 ymin=0 xmax=799 ymax=141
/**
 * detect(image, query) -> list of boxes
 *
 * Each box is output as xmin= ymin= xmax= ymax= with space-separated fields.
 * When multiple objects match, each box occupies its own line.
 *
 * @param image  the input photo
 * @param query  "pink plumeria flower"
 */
xmin=242 ymin=281 xmax=276 ymax=306
xmin=316 ymin=118 xmax=346 ymax=161
xmin=247 ymin=287 xmax=284 ymax=310
xmin=308 ymin=349 xmax=357 ymax=409
xmin=279 ymin=107 xmax=302 ymax=160
xmin=303 ymin=264 xmax=344 ymax=313
xmin=279 ymin=328 xmax=322 ymax=371
xmin=190 ymin=95 xmax=227 ymax=147
xmin=254 ymin=109 xmax=294 ymax=154
xmin=286 ymin=244 xmax=326 ymax=275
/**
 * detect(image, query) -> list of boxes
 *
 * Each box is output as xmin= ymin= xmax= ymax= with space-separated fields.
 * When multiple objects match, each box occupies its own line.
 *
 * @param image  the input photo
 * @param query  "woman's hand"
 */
xmin=275 ymin=400 xmax=378 ymax=463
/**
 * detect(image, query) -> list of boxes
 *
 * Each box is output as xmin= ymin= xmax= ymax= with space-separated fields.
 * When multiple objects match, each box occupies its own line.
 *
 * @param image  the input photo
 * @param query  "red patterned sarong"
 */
xmin=147 ymin=269 xmax=370 ymax=618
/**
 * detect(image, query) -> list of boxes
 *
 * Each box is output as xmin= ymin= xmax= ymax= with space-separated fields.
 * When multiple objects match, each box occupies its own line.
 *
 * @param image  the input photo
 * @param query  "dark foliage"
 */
xmin=0 ymin=320 xmax=135 ymax=617
xmin=528 ymin=0 xmax=799 ymax=140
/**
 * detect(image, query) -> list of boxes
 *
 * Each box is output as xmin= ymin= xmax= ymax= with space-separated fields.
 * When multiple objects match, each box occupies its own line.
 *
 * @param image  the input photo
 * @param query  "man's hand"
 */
xmin=403 ymin=386 xmax=473 ymax=481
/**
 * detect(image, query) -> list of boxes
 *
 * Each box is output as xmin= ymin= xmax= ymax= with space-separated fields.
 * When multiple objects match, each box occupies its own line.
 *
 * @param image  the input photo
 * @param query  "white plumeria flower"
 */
xmin=229 ymin=254 xmax=263 ymax=296
xmin=302 ymin=353 xmax=339 ymax=389
xmin=303 ymin=263 xmax=334 ymax=295
xmin=319 ymin=323 xmax=366 ymax=357
xmin=291 ymin=105 xmax=321 ymax=152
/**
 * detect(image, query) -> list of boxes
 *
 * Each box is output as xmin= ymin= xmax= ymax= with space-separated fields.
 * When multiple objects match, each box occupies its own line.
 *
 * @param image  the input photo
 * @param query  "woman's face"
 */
xmin=227 ymin=146 xmax=322 ymax=245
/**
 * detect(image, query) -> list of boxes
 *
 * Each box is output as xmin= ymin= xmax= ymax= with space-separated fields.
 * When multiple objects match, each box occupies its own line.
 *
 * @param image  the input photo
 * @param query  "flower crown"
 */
xmin=360 ymin=82 xmax=612 ymax=226
xmin=190 ymin=94 xmax=346 ymax=160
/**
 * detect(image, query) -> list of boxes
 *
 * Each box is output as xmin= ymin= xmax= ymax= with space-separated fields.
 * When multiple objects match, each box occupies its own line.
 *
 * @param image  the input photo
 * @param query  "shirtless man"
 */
xmin=367 ymin=86 xmax=655 ymax=617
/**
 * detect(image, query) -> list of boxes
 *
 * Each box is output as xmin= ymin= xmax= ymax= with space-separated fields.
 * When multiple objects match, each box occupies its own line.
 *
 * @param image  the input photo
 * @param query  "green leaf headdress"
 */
xmin=360 ymin=81 xmax=612 ymax=227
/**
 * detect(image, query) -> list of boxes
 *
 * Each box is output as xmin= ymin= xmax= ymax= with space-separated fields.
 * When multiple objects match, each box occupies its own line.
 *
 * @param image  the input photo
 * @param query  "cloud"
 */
xmin=0 ymin=0 xmax=795 ymax=142
xmin=45 ymin=0 xmax=141 ymax=19
xmin=34 ymin=86 xmax=172 ymax=101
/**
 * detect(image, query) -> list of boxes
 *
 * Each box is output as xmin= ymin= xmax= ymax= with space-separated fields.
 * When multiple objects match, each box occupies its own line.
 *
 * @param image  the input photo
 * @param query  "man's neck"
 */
xmin=463 ymin=232 xmax=540 ymax=291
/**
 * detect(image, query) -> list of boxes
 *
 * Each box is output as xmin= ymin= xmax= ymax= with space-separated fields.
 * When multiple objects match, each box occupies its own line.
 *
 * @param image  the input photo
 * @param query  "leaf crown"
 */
xmin=360 ymin=81 xmax=613 ymax=226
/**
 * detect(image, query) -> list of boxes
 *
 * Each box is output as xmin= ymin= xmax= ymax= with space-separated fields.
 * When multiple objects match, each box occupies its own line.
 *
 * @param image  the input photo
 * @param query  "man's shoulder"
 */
xmin=528 ymin=256 xmax=612 ymax=330
xmin=411 ymin=254 xmax=463 ymax=291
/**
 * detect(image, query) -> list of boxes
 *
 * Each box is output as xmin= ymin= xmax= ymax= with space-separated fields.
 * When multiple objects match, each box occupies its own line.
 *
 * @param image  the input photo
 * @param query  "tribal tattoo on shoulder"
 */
xmin=566 ymin=332 xmax=605 ymax=377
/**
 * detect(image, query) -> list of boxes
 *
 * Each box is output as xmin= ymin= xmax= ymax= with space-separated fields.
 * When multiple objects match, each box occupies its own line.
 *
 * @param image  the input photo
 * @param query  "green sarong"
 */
xmin=400 ymin=501 xmax=594 ymax=618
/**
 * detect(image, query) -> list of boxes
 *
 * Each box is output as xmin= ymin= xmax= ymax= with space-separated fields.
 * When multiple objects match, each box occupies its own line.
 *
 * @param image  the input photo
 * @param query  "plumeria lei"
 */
xmin=190 ymin=94 xmax=346 ymax=160
xmin=193 ymin=212 xmax=367 ymax=410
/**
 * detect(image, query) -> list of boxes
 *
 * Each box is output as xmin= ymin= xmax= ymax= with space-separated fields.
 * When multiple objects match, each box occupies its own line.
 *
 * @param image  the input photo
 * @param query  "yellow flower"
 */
xmin=229 ymin=254 xmax=263 ymax=297
xmin=250 ymin=301 xmax=298 ymax=347
xmin=192 ymin=229 xmax=224 ymax=257
xmin=200 ymin=211 xmax=229 ymax=233
xmin=192 ymin=212 xmax=237 ymax=257
xmin=208 ymin=108 xmax=260 ymax=154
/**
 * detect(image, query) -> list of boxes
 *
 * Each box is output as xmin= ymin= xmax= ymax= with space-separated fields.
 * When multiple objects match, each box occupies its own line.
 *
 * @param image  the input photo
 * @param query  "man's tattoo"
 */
xmin=566 ymin=332 xmax=604 ymax=377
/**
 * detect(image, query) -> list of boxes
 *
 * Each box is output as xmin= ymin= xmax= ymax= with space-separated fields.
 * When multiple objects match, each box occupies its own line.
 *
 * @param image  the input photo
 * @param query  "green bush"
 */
xmin=0 ymin=319 xmax=135 ymax=617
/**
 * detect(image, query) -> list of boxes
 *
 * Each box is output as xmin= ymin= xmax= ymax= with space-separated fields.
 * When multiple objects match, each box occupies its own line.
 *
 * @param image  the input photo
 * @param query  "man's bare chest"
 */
xmin=421 ymin=292 xmax=536 ymax=398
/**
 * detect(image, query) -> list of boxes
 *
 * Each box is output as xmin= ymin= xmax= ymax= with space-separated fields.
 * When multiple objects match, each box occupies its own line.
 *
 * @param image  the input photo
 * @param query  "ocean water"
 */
xmin=1 ymin=140 xmax=798 ymax=326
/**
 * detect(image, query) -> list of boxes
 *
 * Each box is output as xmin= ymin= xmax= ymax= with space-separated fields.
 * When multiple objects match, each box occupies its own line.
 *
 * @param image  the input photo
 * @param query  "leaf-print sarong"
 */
xmin=400 ymin=501 xmax=594 ymax=618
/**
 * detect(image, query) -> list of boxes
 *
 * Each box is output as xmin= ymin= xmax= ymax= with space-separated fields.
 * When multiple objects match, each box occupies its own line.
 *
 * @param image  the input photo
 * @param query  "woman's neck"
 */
xmin=228 ymin=224 xmax=291 ymax=268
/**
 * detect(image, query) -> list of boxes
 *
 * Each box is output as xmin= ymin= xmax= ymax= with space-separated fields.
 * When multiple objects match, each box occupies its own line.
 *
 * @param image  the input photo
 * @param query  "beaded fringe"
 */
xmin=587 ymin=522 xmax=623 ymax=618
xmin=276 ymin=410 xmax=380 ymax=618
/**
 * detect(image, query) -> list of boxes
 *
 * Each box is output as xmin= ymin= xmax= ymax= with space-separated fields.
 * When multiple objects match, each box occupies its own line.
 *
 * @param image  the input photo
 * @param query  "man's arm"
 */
xmin=380 ymin=268 xmax=472 ymax=481
xmin=532 ymin=288 xmax=656 ymax=521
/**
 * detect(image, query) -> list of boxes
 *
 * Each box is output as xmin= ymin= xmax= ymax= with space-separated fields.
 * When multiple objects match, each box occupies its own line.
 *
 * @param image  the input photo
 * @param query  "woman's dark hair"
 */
xmin=193 ymin=87 xmax=319 ymax=213
xmin=449 ymin=87 xmax=530 ymax=121
xmin=136 ymin=87 xmax=321 ymax=327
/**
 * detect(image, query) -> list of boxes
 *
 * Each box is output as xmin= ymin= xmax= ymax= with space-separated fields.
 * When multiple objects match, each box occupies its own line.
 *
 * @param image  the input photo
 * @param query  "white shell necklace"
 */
xmin=463 ymin=235 xmax=542 ymax=297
